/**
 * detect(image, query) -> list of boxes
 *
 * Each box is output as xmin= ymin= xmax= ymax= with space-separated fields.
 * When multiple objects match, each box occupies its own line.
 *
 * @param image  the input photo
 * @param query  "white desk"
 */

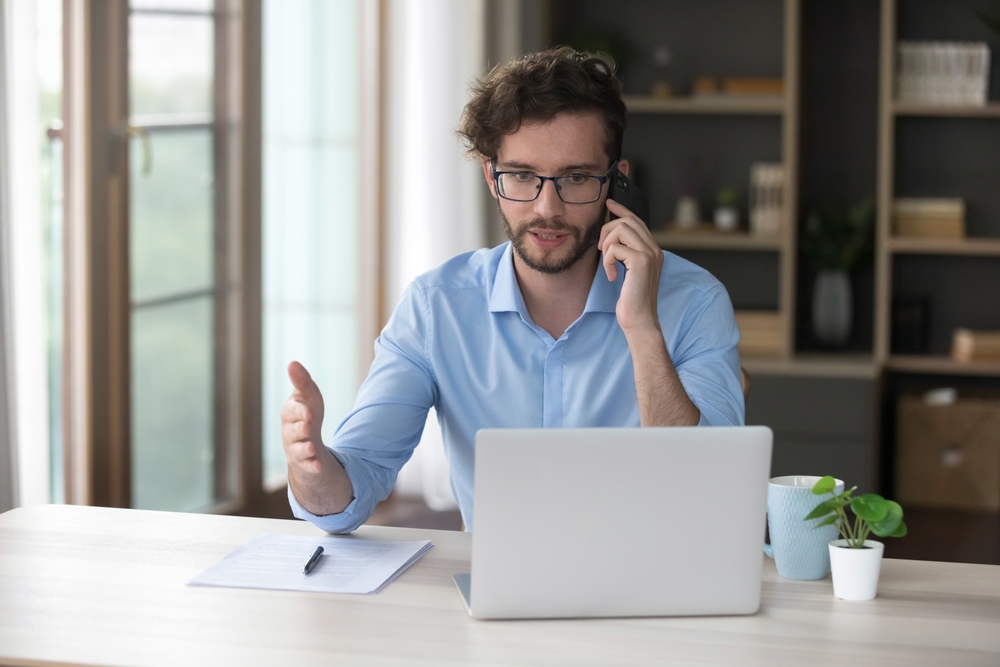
xmin=1 ymin=504 xmax=999 ymax=666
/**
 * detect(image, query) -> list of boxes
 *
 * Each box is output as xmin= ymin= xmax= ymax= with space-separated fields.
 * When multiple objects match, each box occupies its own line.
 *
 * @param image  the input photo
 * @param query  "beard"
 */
xmin=498 ymin=205 xmax=605 ymax=275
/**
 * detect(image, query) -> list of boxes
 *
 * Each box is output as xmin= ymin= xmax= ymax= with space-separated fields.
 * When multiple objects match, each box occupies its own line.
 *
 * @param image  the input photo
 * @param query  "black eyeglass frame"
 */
xmin=489 ymin=160 xmax=619 ymax=204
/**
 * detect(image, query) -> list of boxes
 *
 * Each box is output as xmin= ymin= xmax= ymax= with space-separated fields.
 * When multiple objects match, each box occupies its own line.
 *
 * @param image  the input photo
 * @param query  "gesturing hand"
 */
xmin=281 ymin=361 xmax=330 ymax=476
xmin=599 ymin=198 xmax=665 ymax=334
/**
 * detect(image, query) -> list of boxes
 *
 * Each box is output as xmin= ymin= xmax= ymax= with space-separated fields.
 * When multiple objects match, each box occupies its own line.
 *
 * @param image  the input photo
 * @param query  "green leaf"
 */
xmin=889 ymin=521 xmax=907 ymax=538
xmin=812 ymin=476 xmax=837 ymax=495
xmin=851 ymin=494 xmax=888 ymax=523
xmin=870 ymin=500 xmax=904 ymax=537
xmin=804 ymin=500 xmax=835 ymax=521
xmin=815 ymin=515 xmax=838 ymax=528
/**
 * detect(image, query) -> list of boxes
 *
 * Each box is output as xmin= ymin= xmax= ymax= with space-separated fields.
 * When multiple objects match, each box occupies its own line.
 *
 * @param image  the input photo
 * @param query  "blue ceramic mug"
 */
xmin=764 ymin=475 xmax=844 ymax=580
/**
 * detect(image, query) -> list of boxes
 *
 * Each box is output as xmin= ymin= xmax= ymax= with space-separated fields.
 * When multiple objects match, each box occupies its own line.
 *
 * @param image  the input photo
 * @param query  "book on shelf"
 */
xmin=892 ymin=198 xmax=965 ymax=238
xmin=952 ymin=328 xmax=1000 ymax=363
xmin=748 ymin=163 xmax=784 ymax=237
xmin=896 ymin=41 xmax=991 ymax=106
xmin=735 ymin=310 xmax=784 ymax=358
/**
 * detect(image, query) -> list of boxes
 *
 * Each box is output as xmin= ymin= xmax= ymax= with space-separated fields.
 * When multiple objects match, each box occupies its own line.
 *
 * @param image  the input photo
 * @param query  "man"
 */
xmin=282 ymin=47 xmax=743 ymax=533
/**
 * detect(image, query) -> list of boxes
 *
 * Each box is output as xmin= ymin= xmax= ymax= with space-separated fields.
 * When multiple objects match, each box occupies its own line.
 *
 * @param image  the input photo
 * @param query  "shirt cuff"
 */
xmin=286 ymin=448 xmax=366 ymax=533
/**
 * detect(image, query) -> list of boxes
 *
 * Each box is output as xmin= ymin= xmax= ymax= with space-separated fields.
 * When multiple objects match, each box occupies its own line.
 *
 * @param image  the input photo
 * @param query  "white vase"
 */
xmin=812 ymin=270 xmax=852 ymax=347
xmin=829 ymin=539 xmax=884 ymax=601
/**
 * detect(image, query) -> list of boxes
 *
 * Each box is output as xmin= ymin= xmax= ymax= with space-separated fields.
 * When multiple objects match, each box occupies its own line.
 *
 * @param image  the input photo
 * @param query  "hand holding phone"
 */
xmin=608 ymin=169 xmax=651 ymax=226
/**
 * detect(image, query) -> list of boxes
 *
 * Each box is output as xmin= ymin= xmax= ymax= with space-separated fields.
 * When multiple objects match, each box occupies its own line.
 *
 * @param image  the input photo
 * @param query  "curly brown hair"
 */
xmin=457 ymin=46 xmax=626 ymax=164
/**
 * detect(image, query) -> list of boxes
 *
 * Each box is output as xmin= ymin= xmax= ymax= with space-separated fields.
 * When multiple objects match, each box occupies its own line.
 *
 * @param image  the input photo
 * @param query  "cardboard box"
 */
xmin=896 ymin=393 xmax=1000 ymax=512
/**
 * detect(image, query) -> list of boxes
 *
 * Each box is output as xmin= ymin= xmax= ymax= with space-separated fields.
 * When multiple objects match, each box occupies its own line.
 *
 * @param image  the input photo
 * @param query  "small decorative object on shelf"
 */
xmin=893 ymin=198 xmax=965 ymax=238
xmin=720 ymin=77 xmax=784 ymax=97
xmin=800 ymin=198 xmax=875 ymax=348
xmin=714 ymin=187 xmax=740 ymax=232
xmin=674 ymin=196 xmax=700 ymax=229
xmin=748 ymin=163 xmax=783 ymax=236
xmin=896 ymin=41 xmax=991 ymax=106
xmin=805 ymin=476 xmax=907 ymax=601
xmin=693 ymin=76 xmax=720 ymax=96
xmin=650 ymin=45 xmax=674 ymax=98
xmin=952 ymin=328 xmax=1000 ymax=362
xmin=692 ymin=76 xmax=783 ymax=98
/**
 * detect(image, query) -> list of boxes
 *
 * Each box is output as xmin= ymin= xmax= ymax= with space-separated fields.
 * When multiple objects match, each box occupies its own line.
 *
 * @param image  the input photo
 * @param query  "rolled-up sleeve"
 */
xmin=670 ymin=285 xmax=745 ymax=427
xmin=289 ymin=279 xmax=438 ymax=533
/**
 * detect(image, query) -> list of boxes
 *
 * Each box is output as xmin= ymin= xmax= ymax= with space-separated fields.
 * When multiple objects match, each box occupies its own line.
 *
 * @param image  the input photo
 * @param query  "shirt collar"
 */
xmin=488 ymin=242 xmax=624 ymax=315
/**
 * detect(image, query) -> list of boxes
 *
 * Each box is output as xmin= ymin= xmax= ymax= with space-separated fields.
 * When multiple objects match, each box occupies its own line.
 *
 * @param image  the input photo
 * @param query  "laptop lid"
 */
xmin=458 ymin=426 xmax=772 ymax=620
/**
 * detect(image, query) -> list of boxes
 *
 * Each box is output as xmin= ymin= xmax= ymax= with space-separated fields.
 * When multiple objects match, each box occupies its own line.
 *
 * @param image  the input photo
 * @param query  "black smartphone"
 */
xmin=608 ymin=169 xmax=651 ymax=226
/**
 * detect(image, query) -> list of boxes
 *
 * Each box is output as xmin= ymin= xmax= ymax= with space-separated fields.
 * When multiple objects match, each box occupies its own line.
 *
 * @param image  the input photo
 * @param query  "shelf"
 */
xmin=893 ymin=102 xmax=1000 ymax=119
xmin=624 ymin=94 xmax=785 ymax=116
xmin=888 ymin=237 xmax=1000 ymax=257
xmin=886 ymin=355 xmax=1000 ymax=377
xmin=742 ymin=354 xmax=879 ymax=379
xmin=653 ymin=227 xmax=783 ymax=251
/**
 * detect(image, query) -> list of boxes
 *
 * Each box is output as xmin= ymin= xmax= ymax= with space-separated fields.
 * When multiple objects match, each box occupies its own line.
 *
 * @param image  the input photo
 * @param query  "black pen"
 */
xmin=303 ymin=546 xmax=324 ymax=574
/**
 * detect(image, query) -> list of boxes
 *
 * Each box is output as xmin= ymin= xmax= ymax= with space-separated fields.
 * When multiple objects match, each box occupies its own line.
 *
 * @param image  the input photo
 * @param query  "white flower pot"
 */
xmin=714 ymin=206 xmax=739 ymax=232
xmin=829 ymin=539 xmax=884 ymax=601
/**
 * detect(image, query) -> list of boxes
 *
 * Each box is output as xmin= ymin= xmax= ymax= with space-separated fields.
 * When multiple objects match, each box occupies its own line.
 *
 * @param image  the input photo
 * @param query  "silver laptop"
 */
xmin=453 ymin=426 xmax=773 ymax=620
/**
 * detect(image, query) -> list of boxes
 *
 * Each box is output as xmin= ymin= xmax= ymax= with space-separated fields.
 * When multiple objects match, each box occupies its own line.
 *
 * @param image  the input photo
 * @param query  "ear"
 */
xmin=482 ymin=158 xmax=498 ymax=199
xmin=616 ymin=159 xmax=630 ymax=178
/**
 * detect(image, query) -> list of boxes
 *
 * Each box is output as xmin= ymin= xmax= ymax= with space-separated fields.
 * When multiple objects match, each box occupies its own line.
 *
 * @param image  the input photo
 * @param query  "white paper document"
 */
xmin=188 ymin=533 xmax=433 ymax=595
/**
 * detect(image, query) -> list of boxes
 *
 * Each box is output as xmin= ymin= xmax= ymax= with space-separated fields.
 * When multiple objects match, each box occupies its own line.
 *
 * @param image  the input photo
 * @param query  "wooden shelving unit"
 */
xmin=893 ymin=102 xmax=1000 ymax=118
xmin=743 ymin=354 xmax=879 ymax=379
xmin=624 ymin=94 xmax=785 ymax=115
xmin=886 ymin=355 xmax=1000 ymax=377
xmin=652 ymin=228 xmax=783 ymax=251
xmin=888 ymin=237 xmax=1000 ymax=257
xmin=633 ymin=0 xmax=803 ymax=369
xmin=875 ymin=0 xmax=1000 ymax=377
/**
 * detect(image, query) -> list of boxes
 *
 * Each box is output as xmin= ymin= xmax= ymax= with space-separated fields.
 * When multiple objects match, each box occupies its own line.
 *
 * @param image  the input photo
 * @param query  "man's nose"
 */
xmin=532 ymin=178 xmax=565 ymax=219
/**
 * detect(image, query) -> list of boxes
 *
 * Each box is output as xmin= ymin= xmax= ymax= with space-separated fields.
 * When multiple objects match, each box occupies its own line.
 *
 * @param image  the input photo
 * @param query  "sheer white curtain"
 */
xmin=0 ymin=0 xmax=49 ymax=511
xmin=383 ymin=0 xmax=487 ymax=510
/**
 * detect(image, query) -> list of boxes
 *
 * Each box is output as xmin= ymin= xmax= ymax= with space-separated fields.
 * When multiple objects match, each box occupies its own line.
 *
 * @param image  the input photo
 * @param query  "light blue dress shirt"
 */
xmin=290 ymin=242 xmax=744 ymax=532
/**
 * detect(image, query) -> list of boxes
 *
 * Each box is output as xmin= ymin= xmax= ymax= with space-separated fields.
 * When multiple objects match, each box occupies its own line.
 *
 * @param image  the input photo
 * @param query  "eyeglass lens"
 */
xmin=497 ymin=173 xmax=603 ymax=204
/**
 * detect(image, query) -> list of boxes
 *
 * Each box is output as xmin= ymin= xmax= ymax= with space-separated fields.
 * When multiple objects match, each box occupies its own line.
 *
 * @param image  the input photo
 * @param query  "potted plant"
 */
xmin=714 ymin=186 xmax=740 ymax=232
xmin=799 ymin=198 xmax=875 ymax=348
xmin=805 ymin=475 xmax=907 ymax=601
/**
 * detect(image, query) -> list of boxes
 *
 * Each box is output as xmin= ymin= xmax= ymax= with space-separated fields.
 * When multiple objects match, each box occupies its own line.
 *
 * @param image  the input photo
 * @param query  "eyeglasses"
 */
xmin=490 ymin=161 xmax=618 ymax=204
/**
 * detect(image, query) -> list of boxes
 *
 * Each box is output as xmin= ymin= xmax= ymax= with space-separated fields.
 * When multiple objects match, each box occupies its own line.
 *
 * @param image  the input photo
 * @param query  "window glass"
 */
xmin=130 ymin=130 xmax=214 ymax=303
xmin=131 ymin=297 xmax=214 ymax=511
xmin=130 ymin=0 xmax=214 ymax=11
xmin=129 ymin=13 xmax=213 ymax=116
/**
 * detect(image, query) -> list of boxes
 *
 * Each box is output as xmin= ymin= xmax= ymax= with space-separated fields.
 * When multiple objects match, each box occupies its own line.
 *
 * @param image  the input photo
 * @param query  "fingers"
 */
xmin=605 ymin=197 xmax=639 ymax=223
xmin=281 ymin=362 xmax=327 ymax=467
xmin=600 ymin=218 xmax=662 ymax=276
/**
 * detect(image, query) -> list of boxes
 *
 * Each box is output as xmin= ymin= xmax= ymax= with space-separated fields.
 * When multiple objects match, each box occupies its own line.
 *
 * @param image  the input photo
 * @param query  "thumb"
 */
xmin=287 ymin=361 xmax=320 ymax=400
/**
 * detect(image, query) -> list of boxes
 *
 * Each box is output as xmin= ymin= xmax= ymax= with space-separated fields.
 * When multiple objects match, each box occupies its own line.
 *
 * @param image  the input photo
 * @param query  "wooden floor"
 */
xmin=367 ymin=496 xmax=1000 ymax=566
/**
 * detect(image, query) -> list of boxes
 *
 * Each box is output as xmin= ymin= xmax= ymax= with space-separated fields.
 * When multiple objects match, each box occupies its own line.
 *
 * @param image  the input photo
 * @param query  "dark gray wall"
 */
xmin=747 ymin=376 xmax=876 ymax=492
